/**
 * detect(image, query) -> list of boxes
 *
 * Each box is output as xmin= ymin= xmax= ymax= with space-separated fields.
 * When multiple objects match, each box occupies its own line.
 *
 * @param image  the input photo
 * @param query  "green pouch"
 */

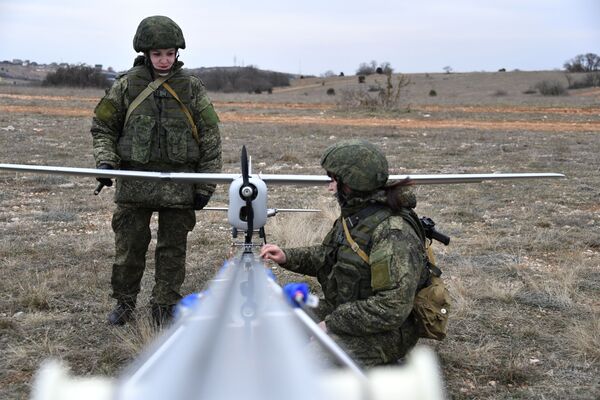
xmin=163 ymin=119 xmax=190 ymax=164
xmin=120 ymin=115 xmax=154 ymax=164
xmin=413 ymin=276 xmax=450 ymax=340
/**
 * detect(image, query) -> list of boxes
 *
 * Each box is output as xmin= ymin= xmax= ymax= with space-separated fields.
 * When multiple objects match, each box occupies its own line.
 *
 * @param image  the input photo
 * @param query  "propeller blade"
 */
xmin=245 ymin=199 xmax=254 ymax=244
xmin=241 ymin=146 xmax=249 ymax=186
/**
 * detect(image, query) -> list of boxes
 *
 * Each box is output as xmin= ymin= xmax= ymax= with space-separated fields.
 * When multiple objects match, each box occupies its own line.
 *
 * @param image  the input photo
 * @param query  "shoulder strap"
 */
xmin=341 ymin=205 xmax=390 ymax=263
xmin=162 ymin=82 xmax=200 ymax=144
xmin=345 ymin=203 xmax=384 ymax=228
xmin=395 ymin=208 xmax=442 ymax=277
xmin=342 ymin=218 xmax=370 ymax=263
xmin=123 ymin=73 xmax=172 ymax=127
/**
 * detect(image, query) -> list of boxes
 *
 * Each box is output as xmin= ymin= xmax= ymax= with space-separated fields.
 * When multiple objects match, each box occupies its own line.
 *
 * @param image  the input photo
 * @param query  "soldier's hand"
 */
xmin=193 ymin=194 xmax=210 ymax=210
xmin=96 ymin=163 xmax=114 ymax=187
xmin=260 ymin=244 xmax=286 ymax=265
xmin=318 ymin=321 xmax=328 ymax=333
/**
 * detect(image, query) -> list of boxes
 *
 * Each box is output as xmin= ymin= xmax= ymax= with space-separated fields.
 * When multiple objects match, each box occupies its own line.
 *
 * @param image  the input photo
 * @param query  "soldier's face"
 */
xmin=149 ymin=48 xmax=177 ymax=72
xmin=327 ymin=172 xmax=338 ymax=193
xmin=328 ymin=179 xmax=337 ymax=194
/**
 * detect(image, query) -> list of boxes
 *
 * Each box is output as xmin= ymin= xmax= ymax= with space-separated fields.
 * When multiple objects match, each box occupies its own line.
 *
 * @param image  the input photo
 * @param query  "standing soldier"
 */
xmin=91 ymin=15 xmax=222 ymax=326
xmin=261 ymin=140 xmax=431 ymax=366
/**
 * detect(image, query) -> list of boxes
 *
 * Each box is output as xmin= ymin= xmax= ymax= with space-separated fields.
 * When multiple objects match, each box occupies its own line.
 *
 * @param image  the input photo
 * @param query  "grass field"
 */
xmin=0 ymin=70 xmax=599 ymax=399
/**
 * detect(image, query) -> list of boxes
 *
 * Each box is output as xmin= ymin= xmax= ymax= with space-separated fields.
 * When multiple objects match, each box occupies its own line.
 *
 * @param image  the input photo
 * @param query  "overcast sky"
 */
xmin=1 ymin=0 xmax=598 ymax=75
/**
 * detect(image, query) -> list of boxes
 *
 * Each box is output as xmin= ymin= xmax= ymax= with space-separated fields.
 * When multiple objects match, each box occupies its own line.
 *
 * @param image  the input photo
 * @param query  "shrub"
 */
xmin=566 ymin=72 xmax=600 ymax=89
xmin=338 ymin=71 xmax=410 ymax=111
xmin=356 ymin=61 xmax=393 ymax=76
xmin=534 ymin=80 xmax=567 ymax=96
xmin=429 ymin=89 xmax=437 ymax=96
xmin=192 ymin=66 xmax=290 ymax=93
xmin=43 ymin=65 xmax=110 ymax=88
xmin=493 ymin=89 xmax=508 ymax=97
xmin=357 ymin=61 xmax=377 ymax=75
xmin=326 ymin=88 xmax=335 ymax=96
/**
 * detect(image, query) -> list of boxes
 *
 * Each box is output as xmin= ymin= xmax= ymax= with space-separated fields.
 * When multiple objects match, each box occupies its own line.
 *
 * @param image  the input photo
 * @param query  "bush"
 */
xmin=429 ymin=89 xmax=437 ymax=96
xmin=566 ymin=72 xmax=600 ymax=89
xmin=326 ymin=88 xmax=335 ymax=96
xmin=191 ymin=66 xmax=290 ymax=93
xmin=43 ymin=65 xmax=110 ymax=88
xmin=356 ymin=61 xmax=393 ymax=76
xmin=534 ymin=80 xmax=567 ymax=96
xmin=339 ymin=71 xmax=410 ymax=111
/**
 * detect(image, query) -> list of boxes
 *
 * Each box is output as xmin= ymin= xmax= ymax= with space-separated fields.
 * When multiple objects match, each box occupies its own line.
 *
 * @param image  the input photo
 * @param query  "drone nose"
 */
xmin=241 ymin=185 xmax=254 ymax=199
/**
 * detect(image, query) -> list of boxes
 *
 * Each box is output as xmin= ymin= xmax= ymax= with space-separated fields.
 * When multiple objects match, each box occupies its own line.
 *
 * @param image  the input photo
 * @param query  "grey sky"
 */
xmin=1 ymin=0 xmax=598 ymax=75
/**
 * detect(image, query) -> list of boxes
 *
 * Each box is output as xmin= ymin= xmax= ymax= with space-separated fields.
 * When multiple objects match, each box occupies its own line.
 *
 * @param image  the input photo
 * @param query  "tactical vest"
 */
xmin=117 ymin=65 xmax=200 ymax=169
xmin=319 ymin=205 xmax=427 ymax=307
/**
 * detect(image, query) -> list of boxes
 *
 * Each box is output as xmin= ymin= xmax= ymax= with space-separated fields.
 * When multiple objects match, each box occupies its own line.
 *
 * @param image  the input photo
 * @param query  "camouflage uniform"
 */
xmin=91 ymin=16 xmax=222 ymax=312
xmin=281 ymin=140 xmax=428 ymax=366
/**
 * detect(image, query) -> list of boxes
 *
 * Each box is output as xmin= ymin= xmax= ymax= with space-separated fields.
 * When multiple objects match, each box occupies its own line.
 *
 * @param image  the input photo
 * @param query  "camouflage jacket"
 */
xmin=91 ymin=60 xmax=222 ymax=208
xmin=282 ymin=190 xmax=428 ymax=336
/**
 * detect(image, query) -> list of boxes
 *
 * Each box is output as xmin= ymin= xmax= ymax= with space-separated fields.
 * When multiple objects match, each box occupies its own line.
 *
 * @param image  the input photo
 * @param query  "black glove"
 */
xmin=193 ymin=194 xmax=210 ymax=210
xmin=96 ymin=163 xmax=114 ymax=187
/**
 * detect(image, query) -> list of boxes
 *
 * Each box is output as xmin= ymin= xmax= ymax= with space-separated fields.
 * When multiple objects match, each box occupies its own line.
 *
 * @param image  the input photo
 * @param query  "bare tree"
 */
xmin=564 ymin=53 xmax=600 ymax=72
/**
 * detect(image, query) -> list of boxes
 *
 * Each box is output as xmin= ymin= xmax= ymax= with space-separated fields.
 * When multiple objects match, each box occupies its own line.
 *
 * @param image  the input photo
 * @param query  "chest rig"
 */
xmin=319 ymin=204 xmax=430 ymax=307
xmin=117 ymin=65 xmax=199 ymax=167
xmin=127 ymin=66 xmax=193 ymax=119
xmin=320 ymin=205 xmax=392 ymax=306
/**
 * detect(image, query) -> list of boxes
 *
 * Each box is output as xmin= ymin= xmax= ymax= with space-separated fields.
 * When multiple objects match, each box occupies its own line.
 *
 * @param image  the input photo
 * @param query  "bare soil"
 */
xmin=0 ymin=71 xmax=599 ymax=399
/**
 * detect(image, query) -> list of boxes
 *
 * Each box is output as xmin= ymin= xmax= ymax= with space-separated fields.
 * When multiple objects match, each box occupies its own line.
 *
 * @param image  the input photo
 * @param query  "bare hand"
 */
xmin=318 ymin=321 xmax=328 ymax=333
xmin=260 ymin=244 xmax=287 ymax=264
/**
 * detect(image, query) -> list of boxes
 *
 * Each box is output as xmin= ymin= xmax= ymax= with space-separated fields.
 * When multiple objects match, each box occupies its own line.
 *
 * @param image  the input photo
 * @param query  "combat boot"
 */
xmin=152 ymin=304 xmax=175 ymax=327
xmin=107 ymin=300 xmax=136 ymax=326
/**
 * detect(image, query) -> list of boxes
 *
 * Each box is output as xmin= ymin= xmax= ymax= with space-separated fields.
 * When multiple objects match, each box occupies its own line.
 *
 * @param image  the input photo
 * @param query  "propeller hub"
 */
xmin=241 ymin=185 xmax=254 ymax=199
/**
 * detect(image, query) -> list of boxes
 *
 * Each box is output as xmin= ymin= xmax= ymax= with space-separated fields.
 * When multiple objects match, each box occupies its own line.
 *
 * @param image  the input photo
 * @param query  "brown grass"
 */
xmin=1 ymin=70 xmax=599 ymax=399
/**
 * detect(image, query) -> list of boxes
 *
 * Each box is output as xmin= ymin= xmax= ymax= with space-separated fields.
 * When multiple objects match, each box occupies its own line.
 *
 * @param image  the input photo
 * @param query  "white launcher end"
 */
xmin=321 ymin=346 xmax=445 ymax=400
xmin=31 ymin=360 xmax=115 ymax=400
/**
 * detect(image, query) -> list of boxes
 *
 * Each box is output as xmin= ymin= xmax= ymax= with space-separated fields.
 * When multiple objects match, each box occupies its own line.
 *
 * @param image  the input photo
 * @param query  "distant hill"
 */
xmin=0 ymin=60 xmax=117 ymax=85
xmin=0 ymin=60 xmax=58 ymax=84
xmin=0 ymin=60 xmax=297 ymax=92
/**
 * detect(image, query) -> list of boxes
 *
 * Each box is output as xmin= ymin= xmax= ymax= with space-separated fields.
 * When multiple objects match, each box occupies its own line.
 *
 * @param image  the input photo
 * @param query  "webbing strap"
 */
xmin=123 ymin=73 xmax=172 ymax=127
xmin=162 ymin=82 xmax=200 ymax=145
xmin=342 ymin=218 xmax=370 ymax=263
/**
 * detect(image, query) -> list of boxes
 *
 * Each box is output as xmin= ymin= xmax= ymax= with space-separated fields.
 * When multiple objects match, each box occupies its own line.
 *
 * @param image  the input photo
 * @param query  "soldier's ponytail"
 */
xmin=385 ymin=179 xmax=416 ymax=211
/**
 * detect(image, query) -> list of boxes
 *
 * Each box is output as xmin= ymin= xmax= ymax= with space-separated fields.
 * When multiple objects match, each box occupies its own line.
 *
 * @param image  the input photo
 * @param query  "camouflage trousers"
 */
xmin=307 ymin=301 xmax=420 ymax=367
xmin=111 ymin=205 xmax=196 ymax=305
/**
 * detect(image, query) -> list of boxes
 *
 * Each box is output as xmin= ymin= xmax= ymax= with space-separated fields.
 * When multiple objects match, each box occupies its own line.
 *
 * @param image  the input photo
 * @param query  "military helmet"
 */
xmin=320 ymin=139 xmax=389 ymax=192
xmin=133 ymin=16 xmax=186 ymax=53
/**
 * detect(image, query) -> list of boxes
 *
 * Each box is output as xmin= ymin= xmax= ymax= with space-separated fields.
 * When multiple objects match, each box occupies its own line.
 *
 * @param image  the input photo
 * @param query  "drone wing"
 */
xmin=0 ymin=163 xmax=564 ymax=186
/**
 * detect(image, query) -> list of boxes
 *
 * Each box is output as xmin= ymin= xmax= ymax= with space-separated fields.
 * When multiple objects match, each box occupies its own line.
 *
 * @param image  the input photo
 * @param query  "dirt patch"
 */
xmin=1 ymin=103 xmax=598 ymax=133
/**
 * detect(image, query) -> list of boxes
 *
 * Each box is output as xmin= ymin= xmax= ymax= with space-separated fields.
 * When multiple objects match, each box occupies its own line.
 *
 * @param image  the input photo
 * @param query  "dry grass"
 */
xmin=1 ymin=71 xmax=599 ymax=399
